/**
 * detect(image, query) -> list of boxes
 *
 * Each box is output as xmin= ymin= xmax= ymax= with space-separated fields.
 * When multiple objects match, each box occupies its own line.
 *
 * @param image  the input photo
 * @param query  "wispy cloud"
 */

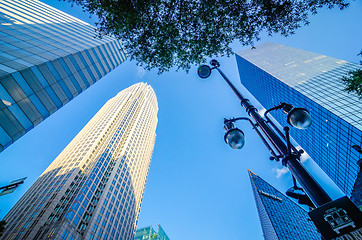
xmin=136 ymin=66 xmax=146 ymax=79
xmin=272 ymin=147 xmax=310 ymax=178
xmin=299 ymin=150 xmax=310 ymax=163
xmin=274 ymin=167 xmax=289 ymax=178
xmin=294 ymin=146 xmax=310 ymax=163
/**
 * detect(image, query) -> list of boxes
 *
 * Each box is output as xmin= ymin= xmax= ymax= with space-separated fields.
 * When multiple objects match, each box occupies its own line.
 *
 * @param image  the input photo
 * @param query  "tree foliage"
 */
xmin=63 ymin=0 xmax=349 ymax=73
xmin=342 ymin=50 xmax=362 ymax=98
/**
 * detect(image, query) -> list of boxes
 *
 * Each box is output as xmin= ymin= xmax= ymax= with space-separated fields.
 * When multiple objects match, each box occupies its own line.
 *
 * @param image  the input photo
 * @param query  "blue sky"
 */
xmin=0 ymin=1 xmax=361 ymax=239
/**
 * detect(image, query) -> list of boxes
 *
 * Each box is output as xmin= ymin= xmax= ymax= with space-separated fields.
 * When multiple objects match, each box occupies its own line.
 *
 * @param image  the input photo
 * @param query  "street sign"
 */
xmin=308 ymin=196 xmax=362 ymax=240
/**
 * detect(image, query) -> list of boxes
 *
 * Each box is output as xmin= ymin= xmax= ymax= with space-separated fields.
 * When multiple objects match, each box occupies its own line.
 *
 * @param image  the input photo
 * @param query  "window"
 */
xmin=71 ymin=202 xmax=80 ymax=211
xmin=78 ymin=206 xmax=85 ymax=216
xmin=61 ymin=230 xmax=69 ymax=240
xmin=103 ymin=233 xmax=108 ymax=240
xmin=83 ymin=198 xmax=89 ymax=208
xmin=76 ymin=194 xmax=84 ymax=202
xmin=98 ymin=229 xmax=103 ymax=237
xmin=65 ymin=211 xmax=74 ymax=221
xmin=79 ymin=222 xmax=87 ymax=231
xmin=73 ymin=216 xmax=80 ymax=226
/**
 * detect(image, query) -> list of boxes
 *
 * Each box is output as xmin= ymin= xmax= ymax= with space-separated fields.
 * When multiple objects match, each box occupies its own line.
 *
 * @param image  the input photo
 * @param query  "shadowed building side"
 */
xmin=0 ymin=0 xmax=127 ymax=152
xmin=2 ymin=83 xmax=158 ymax=240
xmin=249 ymin=170 xmax=321 ymax=240
xmin=350 ymin=161 xmax=362 ymax=209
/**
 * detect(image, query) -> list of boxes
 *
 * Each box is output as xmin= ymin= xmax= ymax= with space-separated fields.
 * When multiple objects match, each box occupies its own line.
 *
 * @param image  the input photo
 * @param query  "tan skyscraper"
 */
xmin=2 ymin=83 xmax=158 ymax=240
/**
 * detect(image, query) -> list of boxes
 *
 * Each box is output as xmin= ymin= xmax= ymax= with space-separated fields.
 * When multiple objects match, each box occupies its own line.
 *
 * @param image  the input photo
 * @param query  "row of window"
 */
xmin=252 ymin=175 xmax=320 ymax=239
xmin=0 ymin=40 xmax=123 ymax=151
xmin=238 ymin=57 xmax=361 ymax=197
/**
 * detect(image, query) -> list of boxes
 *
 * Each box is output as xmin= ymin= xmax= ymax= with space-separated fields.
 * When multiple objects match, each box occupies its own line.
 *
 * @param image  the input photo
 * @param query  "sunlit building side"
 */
xmin=0 ymin=0 xmax=127 ymax=152
xmin=2 ymin=83 xmax=158 ymax=240
xmin=237 ymin=43 xmax=362 ymax=205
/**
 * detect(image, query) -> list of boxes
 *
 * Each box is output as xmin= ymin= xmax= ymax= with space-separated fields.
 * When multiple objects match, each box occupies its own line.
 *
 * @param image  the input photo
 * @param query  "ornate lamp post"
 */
xmin=198 ymin=59 xmax=331 ymax=207
xmin=198 ymin=59 xmax=362 ymax=239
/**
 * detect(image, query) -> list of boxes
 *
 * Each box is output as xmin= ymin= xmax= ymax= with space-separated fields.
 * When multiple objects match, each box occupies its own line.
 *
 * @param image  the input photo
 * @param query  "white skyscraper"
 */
xmin=2 ymin=83 xmax=158 ymax=240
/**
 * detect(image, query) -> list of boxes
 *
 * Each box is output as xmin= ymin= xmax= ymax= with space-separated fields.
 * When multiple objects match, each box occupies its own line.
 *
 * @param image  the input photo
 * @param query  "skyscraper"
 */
xmin=135 ymin=225 xmax=170 ymax=240
xmin=2 ymin=83 xmax=158 ymax=240
xmin=0 ymin=0 xmax=127 ymax=152
xmin=236 ymin=42 xmax=362 ymax=200
xmin=249 ymin=170 xmax=320 ymax=239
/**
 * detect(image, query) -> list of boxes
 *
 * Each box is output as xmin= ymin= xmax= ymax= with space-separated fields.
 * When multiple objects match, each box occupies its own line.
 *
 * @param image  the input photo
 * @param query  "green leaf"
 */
xmin=63 ymin=0 xmax=349 ymax=73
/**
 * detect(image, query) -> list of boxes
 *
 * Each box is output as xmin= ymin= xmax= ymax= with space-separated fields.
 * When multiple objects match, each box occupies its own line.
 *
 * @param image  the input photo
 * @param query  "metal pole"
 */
xmin=264 ymin=108 xmax=299 ymax=154
xmin=216 ymin=68 xmax=288 ymax=156
xmin=215 ymin=66 xmax=332 ymax=206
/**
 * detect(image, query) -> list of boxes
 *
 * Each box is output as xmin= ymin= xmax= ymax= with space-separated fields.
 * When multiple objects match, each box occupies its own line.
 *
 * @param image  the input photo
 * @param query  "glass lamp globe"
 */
xmin=197 ymin=65 xmax=212 ymax=79
xmin=224 ymin=128 xmax=245 ymax=149
xmin=287 ymin=108 xmax=313 ymax=129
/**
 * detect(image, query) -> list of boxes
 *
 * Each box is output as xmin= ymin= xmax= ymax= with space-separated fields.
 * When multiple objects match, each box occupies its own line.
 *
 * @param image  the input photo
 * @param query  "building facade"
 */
xmin=249 ymin=170 xmax=321 ymax=239
xmin=236 ymin=42 xmax=362 ymax=200
xmin=0 ymin=0 xmax=127 ymax=152
xmin=2 ymin=83 xmax=158 ymax=240
xmin=351 ymin=163 xmax=362 ymax=209
xmin=135 ymin=225 xmax=170 ymax=240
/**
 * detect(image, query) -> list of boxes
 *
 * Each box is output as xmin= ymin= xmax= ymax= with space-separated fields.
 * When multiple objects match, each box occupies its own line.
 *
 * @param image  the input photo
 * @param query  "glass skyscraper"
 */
xmin=249 ymin=170 xmax=321 ymax=239
xmin=2 ymin=83 xmax=158 ymax=240
xmin=135 ymin=225 xmax=170 ymax=240
xmin=236 ymin=42 xmax=362 ymax=202
xmin=0 ymin=0 xmax=127 ymax=152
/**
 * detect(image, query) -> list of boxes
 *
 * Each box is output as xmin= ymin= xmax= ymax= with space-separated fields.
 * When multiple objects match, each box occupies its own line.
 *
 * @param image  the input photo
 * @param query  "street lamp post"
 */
xmin=0 ymin=177 xmax=26 ymax=197
xmin=198 ymin=59 xmax=332 ymax=207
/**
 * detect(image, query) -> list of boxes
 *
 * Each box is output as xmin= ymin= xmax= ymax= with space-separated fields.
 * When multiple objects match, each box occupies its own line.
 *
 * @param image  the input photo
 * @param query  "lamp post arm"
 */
xmin=284 ymin=127 xmax=293 ymax=156
xmin=225 ymin=118 xmax=279 ymax=160
xmin=264 ymin=107 xmax=287 ymax=140
xmin=265 ymin=107 xmax=300 ymax=154
xmin=292 ymin=175 xmax=298 ymax=189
